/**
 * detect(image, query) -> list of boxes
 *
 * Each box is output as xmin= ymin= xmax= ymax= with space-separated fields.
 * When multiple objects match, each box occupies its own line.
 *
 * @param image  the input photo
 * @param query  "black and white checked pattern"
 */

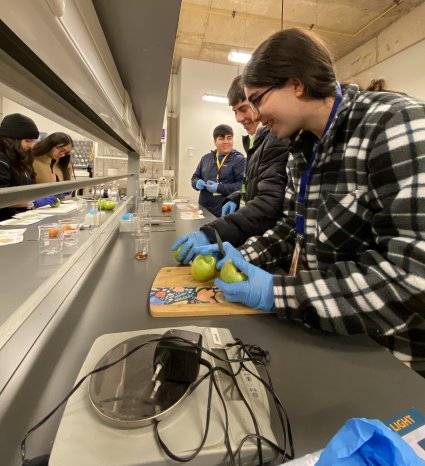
xmin=240 ymin=84 xmax=425 ymax=376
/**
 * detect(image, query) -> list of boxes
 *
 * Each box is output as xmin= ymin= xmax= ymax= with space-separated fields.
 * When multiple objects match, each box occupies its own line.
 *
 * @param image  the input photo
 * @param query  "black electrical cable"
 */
xmin=216 ymin=365 xmax=263 ymax=464
xmin=229 ymin=338 xmax=294 ymax=462
xmin=154 ymin=365 xmax=214 ymax=462
xmin=239 ymin=360 xmax=294 ymax=461
xmin=152 ymin=359 xmax=237 ymax=465
xmin=201 ymin=359 xmax=236 ymax=466
xmin=21 ymin=335 xmax=187 ymax=463
xmin=236 ymin=433 xmax=290 ymax=466
xmin=21 ymin=333 xmax=294 ymax=466
xmin=244 ymin=370 xmax=293 ymax=461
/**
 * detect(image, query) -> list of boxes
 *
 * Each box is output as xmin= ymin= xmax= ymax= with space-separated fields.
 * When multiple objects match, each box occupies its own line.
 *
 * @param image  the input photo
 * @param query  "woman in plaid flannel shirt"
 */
xmin=196 ymin=28 xmax=425 ymax=377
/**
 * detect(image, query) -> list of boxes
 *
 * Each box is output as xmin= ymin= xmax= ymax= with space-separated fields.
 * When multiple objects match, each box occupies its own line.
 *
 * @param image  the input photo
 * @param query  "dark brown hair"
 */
xmin=32 ymin=132 xmax=74 ymax=180
xmin=243 ymin=28 xmax=337 ymax=99
xmin=0 ymin=137 xmax=35 ymax=183
xmin=213 ymin=124 xmax=233 ymax=140
xmin=227 ymin=75 xmax=246 ymax=106
xmin=366 ymin=78 xmax=408 ymax=96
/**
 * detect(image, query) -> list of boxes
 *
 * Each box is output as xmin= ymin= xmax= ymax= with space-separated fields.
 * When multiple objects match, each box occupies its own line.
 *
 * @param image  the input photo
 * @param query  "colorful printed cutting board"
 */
xmin=149 ymin=266 xmax=266 ymax=317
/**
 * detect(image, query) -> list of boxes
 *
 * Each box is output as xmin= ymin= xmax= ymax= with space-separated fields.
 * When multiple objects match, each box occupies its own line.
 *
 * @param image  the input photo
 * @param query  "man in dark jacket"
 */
xmin=191 ymin=124 xmax=245 ymax=217
xmin=173 ymin=76 xmax=291 ymax=262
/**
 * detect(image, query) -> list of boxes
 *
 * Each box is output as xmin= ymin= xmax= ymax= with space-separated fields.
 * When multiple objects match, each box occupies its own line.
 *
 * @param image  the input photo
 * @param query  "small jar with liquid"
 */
xmin=134 ymin=237 xmax=149 ymax=260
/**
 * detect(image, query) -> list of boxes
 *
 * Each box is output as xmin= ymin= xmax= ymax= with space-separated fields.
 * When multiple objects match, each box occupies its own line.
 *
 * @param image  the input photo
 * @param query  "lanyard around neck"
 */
xmin=216 ymin=152 xmax=229 ymax=181
xmin=295 ymin=82 xmax=343 ymax=236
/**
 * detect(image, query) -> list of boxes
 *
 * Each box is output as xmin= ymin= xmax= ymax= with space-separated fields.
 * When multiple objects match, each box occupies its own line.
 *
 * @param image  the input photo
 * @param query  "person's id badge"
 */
xmin=289 ymin=234 xmax=303 ymax=277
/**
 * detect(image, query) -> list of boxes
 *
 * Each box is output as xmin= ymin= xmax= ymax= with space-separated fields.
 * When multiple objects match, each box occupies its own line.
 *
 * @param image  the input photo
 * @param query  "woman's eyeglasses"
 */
xmin=55 ymin=145 xmax=71 ymax=156
xmin=248 ymin=86 xmax=276 ymax=113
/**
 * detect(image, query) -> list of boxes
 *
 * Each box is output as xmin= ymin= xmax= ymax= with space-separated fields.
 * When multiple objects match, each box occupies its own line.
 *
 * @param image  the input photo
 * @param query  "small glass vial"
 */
xmin=134 ymin=237 xmax=149 ymax=260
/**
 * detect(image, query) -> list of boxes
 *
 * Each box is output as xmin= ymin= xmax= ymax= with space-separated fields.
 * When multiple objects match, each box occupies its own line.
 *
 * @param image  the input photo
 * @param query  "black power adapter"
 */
xmin=151 ymin=329 xmax=202 ymax=398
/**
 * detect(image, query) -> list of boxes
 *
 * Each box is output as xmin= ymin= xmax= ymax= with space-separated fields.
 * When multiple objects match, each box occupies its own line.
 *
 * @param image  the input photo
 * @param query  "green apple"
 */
xmin=191 ymin=254 xmax=217 ymax=282
xmin=174 ymin=243 xmax=188 ymax=263
xmin=220 ymin=259 xmax=248 ymax=283
xmin=50 ymin=199 xmax=61 ymax=208
xmin=97 ymin=199 xmax=117 ymax=210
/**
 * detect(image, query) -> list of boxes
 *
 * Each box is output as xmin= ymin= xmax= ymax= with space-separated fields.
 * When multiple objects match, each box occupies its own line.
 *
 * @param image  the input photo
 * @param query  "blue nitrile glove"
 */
xmin=221 ymin=201 xmax=237 ymax=216
xmin=206 ymin=180 xmax=218 ymax=193
xmin=316 ymin=418 xmax=424 ymax=466
xmin=195 ymin=241 xmax=243 ymax=269
xmin=57 ymin=192 xmax=72 ymax=199
xmin=33 ymin=196 xmax=60 ymax=208
xmin=215 ymin=257 xmax=275 ymax=312
xmin=171 ymin=231 xmax=210 ymax=265
xmin=196 ymin=179 xmax=206 ymax=190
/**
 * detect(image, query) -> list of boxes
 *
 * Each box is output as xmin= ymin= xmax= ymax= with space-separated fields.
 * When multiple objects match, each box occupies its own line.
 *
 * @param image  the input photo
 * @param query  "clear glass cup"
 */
xmin=77 ymin=198 xmax=87 ymax=212
xmin=134 ymin=216 xmax=151 ymax=239
xmin=38 ymin=223 xmax=63 ymax=255
xmin=137 ymin=201 xmax=152 ymax=217
xmin=134 ymin=237 xmax=149 ymax=260
xmin=59 ymin=218 xmax=80 ymax=246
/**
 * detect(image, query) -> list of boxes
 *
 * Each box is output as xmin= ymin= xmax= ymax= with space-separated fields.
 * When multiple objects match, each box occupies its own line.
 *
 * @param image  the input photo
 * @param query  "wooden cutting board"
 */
xmin=150 ymin=266 xmax=267 ymax=317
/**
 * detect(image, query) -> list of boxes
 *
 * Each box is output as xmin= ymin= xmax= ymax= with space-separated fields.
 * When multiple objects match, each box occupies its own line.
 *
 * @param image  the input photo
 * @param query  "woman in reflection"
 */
xmin=32 ymin=132 xmax=75 ymax=184
xmin=0 ymin=113 xmax=59 ymax=220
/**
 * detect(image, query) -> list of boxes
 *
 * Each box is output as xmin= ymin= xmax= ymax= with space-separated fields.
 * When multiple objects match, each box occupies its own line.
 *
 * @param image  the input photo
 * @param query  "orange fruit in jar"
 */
xmin=62 ymin=224 xmax=72 ymax=231
xmin=48 ymin=228 xmax=59 ymax=237
xmin=161 ymin=206 xmax=168 ymax=212
xmin=167 ymin=205 xmax=172 ymax=211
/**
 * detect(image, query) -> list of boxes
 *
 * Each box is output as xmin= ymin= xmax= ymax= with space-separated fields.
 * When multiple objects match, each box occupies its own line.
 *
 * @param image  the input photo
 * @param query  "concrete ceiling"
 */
xmin=91 ymin=0 xmax=423 ymax=145
xmin=172 ymin=0 xmax=424 ymax=73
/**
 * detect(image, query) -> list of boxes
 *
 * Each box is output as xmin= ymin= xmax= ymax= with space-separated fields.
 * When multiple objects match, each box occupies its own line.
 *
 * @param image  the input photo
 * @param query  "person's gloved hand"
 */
xmin=215 ymin=257 xmax=275 ymax=311
xmin=221 ymin=201 xmax=237 ymax=216
xmin=195 ymin=241 xmax=243 ymax=269
xmin=196 ymin=179 xmax=206 ymax=190
xmin=57 ymin=192 xmax=72 ymax=199
xmin=171 ymin=231 xmax=210 ymax=264
xmin=33 ymin=196 xmax=60 ymax=208
xmin=206 ymin=180 xmax=219 ymax=193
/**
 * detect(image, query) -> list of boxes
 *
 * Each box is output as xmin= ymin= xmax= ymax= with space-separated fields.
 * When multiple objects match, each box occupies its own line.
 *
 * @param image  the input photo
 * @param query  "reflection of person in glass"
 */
xmin=191 ymin=124 xmax=245 ymax=217
xmin=87 ymin=160 xmax=93 ymax=178
xmin=0 ymin=113 xmax=59 ymax=220
xmin=32 ymin=132 xmax=75 ymax=183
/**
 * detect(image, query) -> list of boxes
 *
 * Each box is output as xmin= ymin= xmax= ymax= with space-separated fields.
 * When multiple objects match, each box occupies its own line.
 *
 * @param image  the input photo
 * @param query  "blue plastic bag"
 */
xmin=316 ymin=418 xmax=425 ymax=465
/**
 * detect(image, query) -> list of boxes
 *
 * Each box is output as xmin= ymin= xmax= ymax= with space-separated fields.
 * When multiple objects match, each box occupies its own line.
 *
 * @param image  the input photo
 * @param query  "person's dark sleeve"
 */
xmin=191 ymin=157 xmax=204 ymax=190
xmin=216 ymin=156 xmax=245 ymax=196
xmin=0 ymin=160 xmax=12 ymax=187
xmin=201 ymin=141 xmax=289 ymax=246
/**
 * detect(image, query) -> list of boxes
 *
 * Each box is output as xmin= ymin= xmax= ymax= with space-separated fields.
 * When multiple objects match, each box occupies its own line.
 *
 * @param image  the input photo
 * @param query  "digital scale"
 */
xmin=49 ymin=326 xmax=278 ymax=465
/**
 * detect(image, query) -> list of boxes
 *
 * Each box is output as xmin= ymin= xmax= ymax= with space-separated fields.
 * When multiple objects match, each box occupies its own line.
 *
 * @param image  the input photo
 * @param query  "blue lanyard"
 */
xmin=295 ymin=82 xmax=342 ymax=235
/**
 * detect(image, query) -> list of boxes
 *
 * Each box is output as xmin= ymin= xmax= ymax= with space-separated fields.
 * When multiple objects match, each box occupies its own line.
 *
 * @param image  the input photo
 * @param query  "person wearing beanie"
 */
xmin=0 ymin=113 xmax=59 ymax=221
xmin=0 ymin=113 xmax=39 ymax=152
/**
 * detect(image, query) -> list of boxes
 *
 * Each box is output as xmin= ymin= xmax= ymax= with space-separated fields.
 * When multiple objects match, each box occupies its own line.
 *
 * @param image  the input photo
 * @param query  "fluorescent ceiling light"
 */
xmin=228 ymin=50 xmax=252 ymax=64
xmin=202 ymin=94 xmax=228 ymax=104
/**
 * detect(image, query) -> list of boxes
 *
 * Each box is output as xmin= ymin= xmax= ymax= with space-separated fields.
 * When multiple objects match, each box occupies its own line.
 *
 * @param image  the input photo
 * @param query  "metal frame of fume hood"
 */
xmin=0 ymin=175 xmax=135 ymax=209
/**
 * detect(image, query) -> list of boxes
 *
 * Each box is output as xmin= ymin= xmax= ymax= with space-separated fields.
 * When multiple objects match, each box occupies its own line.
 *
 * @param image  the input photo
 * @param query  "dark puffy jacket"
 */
xmin=201 ymin=126 xmax=290 ymax=246
xmin=191 ymin=149 xmax=245 ymax=217
xmin=0 ymin=151 xmax=32 ymax=221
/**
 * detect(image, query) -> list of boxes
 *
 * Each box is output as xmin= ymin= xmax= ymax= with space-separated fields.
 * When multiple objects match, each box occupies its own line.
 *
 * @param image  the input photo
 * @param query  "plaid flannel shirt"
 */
xmin=240 ymin=84 xmax=425 ymax=375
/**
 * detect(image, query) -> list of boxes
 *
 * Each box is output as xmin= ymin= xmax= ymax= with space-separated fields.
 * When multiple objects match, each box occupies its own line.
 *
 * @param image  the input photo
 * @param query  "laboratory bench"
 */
xmin=0 ymin=201 xmax=424 ymax=465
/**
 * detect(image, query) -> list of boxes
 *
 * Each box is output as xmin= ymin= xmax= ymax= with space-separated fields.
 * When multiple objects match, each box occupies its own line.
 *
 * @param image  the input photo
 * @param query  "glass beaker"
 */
xmin=134 ymin=216 xmax=151 ymax=239
xmin=134 ymin=237 xmax=149 ymax=260
xmin=59 ymin=218 xmax=80 ymax=247
xmin=38 ymin=223 xmax=63 ymax=255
